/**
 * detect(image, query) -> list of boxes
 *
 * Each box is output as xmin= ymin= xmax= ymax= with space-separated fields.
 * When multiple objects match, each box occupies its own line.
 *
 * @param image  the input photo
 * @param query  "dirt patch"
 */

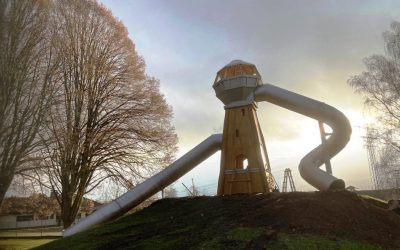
xmin=229 ymin=191 xmax=399 ymax=246
xmin=153 ymin=190 xmax=400 ymax=247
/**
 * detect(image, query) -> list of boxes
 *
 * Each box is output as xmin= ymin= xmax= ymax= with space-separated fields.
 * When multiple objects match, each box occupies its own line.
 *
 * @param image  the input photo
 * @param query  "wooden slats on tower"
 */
xmin=217 ymin=105 xmax=273 ymax=195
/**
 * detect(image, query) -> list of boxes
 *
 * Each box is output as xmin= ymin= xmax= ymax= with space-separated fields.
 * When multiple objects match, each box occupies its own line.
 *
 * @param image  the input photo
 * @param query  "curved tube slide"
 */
xmin=254 ymin=84 xmax=351 ymax=191
xmin=64 ymin=134 xmax=222 ymax=237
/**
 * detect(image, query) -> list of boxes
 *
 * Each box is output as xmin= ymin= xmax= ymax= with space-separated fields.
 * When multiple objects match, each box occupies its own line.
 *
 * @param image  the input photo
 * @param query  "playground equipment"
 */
xmin=214 ymin=61 xmax=275 ymax=195
xmin=282 ymin=168 xmax=296 ymax=192
xmin=64 ymin=60 xmax=351 ymax=237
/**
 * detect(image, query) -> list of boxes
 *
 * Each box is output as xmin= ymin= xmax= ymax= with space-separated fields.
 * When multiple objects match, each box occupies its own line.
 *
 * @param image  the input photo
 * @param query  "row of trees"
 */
xmin=0 ymin=0 xmax=177 ymax=227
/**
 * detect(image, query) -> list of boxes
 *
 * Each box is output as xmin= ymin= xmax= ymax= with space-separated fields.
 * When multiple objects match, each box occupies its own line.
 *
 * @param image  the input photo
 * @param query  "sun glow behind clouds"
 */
xmin=175 ymin=106 xmax=374 ymax=195
xmin=259 ymin=106 xmax=374 ymax=191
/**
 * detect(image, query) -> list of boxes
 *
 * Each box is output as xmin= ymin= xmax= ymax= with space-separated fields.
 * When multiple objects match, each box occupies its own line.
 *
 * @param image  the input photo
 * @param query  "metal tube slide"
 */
xmin=254 ymin=84 xmax=351 ymax=191
xmin=64 ymin=134 xmax=223 ymax=237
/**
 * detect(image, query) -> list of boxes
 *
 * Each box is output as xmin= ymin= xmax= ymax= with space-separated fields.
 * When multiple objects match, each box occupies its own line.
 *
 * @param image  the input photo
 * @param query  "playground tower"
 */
xmin=213 ymin=60 xmax=274 ymax=195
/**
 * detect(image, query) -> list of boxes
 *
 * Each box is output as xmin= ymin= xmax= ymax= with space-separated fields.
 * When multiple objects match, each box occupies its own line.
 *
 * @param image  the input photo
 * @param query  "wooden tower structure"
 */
xmin=213 ymin=60 xmax=274 ymax=195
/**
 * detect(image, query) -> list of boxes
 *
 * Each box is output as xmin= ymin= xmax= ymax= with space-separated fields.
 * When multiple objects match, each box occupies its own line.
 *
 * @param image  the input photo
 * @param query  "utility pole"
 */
xmin=191 ymin=178 xmax=196 ymax=196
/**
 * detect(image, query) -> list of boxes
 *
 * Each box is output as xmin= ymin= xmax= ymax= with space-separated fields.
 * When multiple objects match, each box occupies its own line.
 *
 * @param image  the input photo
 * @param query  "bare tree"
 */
xmin=39 ymin=0 xmax=177 ymax=228
xmin=0 ymin=0 xmax=54 ymax=207
xmin=349 ymin=21 xmax=400 ymax=189
xmin=163 ymin=185 xmax=177 ymax=198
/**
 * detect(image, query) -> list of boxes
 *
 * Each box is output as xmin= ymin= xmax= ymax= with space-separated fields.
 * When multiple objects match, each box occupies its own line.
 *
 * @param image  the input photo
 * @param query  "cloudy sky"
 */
xmin=100 ymin=0 xmax=400 ymax=194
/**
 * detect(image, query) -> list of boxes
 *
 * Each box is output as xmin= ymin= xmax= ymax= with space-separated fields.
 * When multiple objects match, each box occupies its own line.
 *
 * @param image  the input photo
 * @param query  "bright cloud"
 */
xmin=99 ymin=0 xmax=400 ymax=193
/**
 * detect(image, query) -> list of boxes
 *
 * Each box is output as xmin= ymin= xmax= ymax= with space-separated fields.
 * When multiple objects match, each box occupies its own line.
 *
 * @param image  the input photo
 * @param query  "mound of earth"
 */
xmin=37 ymin=190 xmax=400 ymax=249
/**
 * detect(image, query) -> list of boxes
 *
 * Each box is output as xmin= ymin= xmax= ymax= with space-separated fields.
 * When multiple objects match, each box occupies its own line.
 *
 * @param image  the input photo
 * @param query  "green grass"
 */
xmin=38 ymin=233 xmax=382 ymax=250
xmin=0 ymin=239 xmax=55 ymax=250
xmin=360 ymin=195 xmax=388 ymax=205
xmin=33 ymin=195 xmax=398 ymax=249
xmin=226 ymin=227 xmax=264 ymax=242
xmin=0 ymin=227 xmax=62 ymax=238
xmin=194 ymin=229 xmax=384 ymax=250
xmin=35 ymin=224 xmax=386 ymax=250
xmin=269 ymin=234 xmax=384 ymax=250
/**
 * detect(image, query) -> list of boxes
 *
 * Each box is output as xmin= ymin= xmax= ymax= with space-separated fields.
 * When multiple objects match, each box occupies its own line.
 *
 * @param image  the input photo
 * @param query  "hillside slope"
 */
xmin=36 ymin=191 xmax=400 ymax=249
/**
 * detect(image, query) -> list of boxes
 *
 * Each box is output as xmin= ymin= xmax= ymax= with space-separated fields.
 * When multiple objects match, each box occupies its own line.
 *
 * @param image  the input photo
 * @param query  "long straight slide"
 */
xmin=64 ymin=134 xmax=223 ymax=237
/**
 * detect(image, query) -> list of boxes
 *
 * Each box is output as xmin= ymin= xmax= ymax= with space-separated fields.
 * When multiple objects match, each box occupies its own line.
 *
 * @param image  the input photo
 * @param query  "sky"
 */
xmin=99 ymin=0 xmax=400 ymax=195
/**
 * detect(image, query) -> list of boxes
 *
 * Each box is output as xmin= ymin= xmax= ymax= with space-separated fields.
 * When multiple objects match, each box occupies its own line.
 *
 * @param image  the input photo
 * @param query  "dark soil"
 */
xmin=36 ymin=190 xmax=400 ymax=250
xmin=230 ymin=191 xmax=399 ymax=245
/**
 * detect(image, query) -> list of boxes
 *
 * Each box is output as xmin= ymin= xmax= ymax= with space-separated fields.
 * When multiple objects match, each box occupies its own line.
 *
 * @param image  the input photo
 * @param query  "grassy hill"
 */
xmin=34 ymin=191 xmax=400 ymax=250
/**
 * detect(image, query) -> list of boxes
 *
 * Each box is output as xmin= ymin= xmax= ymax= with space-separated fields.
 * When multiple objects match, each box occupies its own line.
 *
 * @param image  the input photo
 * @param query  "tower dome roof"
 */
xmin=213 ymin=60 xmax=263 ymax=108
xmin=216 ymin=59 xmax=261 ymax=80
xmin=218 ymin=60 xmax=255 ymax=73
xmin=225 ymin=59 xmax=254 ymax=67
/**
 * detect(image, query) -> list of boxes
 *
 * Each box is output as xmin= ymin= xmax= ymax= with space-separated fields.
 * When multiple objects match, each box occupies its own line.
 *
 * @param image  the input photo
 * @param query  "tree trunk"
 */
xmin=61 ymin=198 xmax=76 ymax=228
xmin=61 ymin=189 xmax=84 ymax=228
xmin=61 ymin=212 xmax=75 ymax=229
xmin=0 ymin=175 xmax=13 ymax=208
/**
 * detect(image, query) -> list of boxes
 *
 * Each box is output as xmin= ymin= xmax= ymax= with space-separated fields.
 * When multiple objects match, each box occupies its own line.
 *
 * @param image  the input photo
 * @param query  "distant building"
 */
xmin=0 ymin=194 xmax=101 ymax=229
